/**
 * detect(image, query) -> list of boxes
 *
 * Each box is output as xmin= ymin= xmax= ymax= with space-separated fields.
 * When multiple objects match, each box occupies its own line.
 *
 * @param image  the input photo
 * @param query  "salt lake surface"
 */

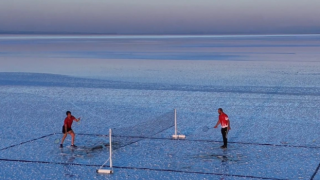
xmin=0 ymin=35 xmax=320 ymax=179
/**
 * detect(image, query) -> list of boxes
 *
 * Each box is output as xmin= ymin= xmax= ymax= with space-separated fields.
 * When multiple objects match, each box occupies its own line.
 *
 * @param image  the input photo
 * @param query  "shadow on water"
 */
xmin=60 ymin=147 xmax=78 ymax=178
xmin=191 ymin=151 xmax=244 ymax=163
xmin=59 ymin=142 xmax=111 ymax=159
xmin=57 ymin=142 xmax=113 ymax=178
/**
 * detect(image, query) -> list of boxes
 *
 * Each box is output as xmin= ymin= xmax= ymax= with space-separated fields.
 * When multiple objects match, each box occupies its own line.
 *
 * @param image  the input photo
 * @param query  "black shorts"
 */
xmin=62 ymin=126 xmax=72 ymax=134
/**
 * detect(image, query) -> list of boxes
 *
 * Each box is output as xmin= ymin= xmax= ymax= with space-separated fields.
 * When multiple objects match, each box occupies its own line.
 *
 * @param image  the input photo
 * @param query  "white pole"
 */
xmin=109 ymin=128 xmax=112 ymax=168
xmin=174 ymin=109 xmax=177 ymax=136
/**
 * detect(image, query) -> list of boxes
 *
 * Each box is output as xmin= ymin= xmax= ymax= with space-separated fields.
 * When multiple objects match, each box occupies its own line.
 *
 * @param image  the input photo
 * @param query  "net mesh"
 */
xmin=111 ymin=110 xmax=175 ymax=149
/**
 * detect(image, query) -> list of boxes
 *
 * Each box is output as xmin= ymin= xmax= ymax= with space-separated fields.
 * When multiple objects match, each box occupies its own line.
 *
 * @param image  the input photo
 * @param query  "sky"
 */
xmin=0 ymin=0 xmax=320 ymax=35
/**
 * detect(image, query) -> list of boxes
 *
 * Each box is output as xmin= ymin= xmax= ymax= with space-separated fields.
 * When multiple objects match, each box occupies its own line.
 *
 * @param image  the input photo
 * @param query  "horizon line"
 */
xmin=0 ymin=33 xmax=320 ymax=40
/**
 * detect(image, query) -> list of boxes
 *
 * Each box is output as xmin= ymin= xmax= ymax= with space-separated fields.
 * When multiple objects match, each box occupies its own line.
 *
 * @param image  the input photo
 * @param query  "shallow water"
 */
xmin=0 ymin=35 xmax=320 ymax=179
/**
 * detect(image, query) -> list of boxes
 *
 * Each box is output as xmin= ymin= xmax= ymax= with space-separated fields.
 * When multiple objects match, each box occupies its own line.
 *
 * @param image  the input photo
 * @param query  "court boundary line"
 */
xmin=0 ymin=158 xmax=287 ymax=180
xmin=75 ymin=133 xmax=320 ymax=149
xmin=0 ymin=133 xmax=55 ymax=151
xmin=310 ymin=162 xmax=320 ymax=180
xmin=0 ymin=132 xmax=313 ymax=179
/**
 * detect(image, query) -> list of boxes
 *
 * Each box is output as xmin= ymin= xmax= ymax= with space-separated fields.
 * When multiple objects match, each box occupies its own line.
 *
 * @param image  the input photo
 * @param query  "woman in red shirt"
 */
xmin=60 ymin=111 xmax=80 ymax=148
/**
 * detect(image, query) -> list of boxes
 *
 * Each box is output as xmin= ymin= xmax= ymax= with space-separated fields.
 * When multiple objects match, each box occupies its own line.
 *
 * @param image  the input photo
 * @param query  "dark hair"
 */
xmin=66 ymin=111 xmax=71 ymax=115
xmin=218 ymin=108 xmax=223 ymax=112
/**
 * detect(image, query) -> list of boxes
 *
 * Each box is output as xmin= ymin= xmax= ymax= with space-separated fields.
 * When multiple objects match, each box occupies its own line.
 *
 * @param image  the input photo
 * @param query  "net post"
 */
xmin=96 ymin=128 xmax=113 ymax=174
xmin=109 ymin=128 xmax=113 ymax=168
xmin=172 ymin=108 xmax=186 ymax=139
xmin=174 ymin=109 xmax=177 ymax=136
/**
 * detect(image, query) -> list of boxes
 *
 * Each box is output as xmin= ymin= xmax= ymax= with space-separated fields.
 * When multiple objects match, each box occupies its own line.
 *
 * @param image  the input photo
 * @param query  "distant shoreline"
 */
xmin=0 ymin=33 xmax=319 ymax=39
xmin=0 ymin=31 xmax=319 ymax=36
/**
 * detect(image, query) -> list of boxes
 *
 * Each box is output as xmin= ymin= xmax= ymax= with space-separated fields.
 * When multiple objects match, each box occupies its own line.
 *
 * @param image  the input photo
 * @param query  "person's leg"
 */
xmin=221 ymin=128 xmax=225 ymax=147
xmin=222 ymin=128 xmax=228 ymax=147
xmin=223 ymin=128 xmax=228 ymax=147
xmin=61 ymin=133 xmax=67 ymax=144
xmin=69 ymin=130 xmax=75 ymax=145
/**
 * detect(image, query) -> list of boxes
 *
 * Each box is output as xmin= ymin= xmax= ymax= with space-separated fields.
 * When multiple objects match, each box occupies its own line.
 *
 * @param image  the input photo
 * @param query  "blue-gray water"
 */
xmin=0 ymin=35 xmax=320 ymax=179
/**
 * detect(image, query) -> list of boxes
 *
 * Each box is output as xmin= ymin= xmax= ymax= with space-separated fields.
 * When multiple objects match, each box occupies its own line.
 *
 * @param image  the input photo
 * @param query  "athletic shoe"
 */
xmin=60 ymin=144 xmax=63 ymax=148
xmin=220 ymin=145 xmax=227 ymax=149
xmin=71 ymin=144 xmax=77 ymax=148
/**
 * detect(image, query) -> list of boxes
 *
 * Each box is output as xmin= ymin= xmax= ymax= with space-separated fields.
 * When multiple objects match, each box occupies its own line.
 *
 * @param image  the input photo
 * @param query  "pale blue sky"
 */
xmin=0 ymin=0 xmax=319 ymax=34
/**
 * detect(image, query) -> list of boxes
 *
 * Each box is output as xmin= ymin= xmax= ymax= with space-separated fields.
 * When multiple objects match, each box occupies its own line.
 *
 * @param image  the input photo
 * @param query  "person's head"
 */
xmin=66 ymin=111 xmax=71 ymax=118
xmin=218 ymin=108 xmax=223 ymax=114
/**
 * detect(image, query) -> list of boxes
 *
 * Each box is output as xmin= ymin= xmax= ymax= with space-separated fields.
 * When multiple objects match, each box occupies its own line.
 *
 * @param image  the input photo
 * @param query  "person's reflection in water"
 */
xmin=60 ymin=148 xmax=78 ymax=178
xmin=219 ymin=150 xmax=229 ymax=180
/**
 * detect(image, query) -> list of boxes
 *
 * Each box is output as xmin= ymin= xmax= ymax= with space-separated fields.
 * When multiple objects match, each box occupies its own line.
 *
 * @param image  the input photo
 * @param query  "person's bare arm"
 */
xmin=228 ymin=120 xmax=231 ymax=130
xmin=75 ymin=117 xmax=81 ymax=122
xmin=214 ymin=119 xmax=220 ymax=128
